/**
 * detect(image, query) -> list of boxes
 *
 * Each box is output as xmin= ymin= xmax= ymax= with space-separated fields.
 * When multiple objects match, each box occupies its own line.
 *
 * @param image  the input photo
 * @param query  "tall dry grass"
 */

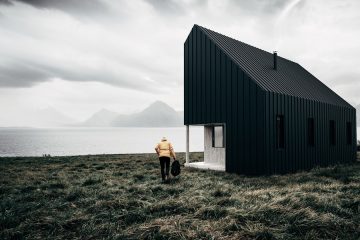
xmin=1 ymin=153 xmax=359 ymax=239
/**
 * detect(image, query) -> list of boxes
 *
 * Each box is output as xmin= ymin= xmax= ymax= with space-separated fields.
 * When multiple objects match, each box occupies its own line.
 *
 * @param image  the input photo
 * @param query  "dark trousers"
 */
xmin=159 ymin=157 xmax=170 ymax=181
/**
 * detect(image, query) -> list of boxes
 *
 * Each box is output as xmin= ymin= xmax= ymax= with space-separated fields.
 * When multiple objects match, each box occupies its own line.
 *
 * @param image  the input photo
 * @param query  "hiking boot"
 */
xmin=165 ymin=175 xmax=170 ymax=183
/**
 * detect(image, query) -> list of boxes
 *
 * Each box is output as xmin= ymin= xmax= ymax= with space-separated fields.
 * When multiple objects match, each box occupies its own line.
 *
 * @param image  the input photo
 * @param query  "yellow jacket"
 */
xmin=155 ymin=140 xmax=176 ymax=158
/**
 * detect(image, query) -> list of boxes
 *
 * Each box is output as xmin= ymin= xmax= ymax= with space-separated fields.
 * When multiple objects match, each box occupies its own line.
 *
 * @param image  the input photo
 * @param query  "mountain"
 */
xmin=80 ymin=109 xmax=118 ymax=127
xmin=111 ymin=101 xmax=182 ymax=127
xmin=77 ymin=101 xmax=183 ymax=127
xmin=28 ymin=107 xmax=76 ymax=127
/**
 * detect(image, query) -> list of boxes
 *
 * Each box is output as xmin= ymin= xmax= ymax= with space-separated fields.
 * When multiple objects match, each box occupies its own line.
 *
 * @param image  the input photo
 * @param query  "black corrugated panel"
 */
xmin=264 ymin=92 xmax=357 ymax=174
xmin=184 ymin=24 xmax=356 ymax=175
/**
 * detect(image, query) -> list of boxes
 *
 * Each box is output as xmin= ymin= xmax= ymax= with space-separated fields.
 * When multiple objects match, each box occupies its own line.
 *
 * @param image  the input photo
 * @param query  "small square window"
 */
xmin=212 ymin=126 xmax=224 ymax=148
xmin=346 ymin=122 xmax=352 ymax=145
xmin=276 ymin=115 xmax=284 ymax=149
xmin=308 ymin=118 xmax=315 ymax=147
xmin=329 ymin=120 xmax=336 ymax=145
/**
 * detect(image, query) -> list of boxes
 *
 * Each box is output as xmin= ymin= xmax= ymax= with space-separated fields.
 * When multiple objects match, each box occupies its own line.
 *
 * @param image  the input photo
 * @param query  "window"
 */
xmin=329 ymin=120 xmax=336 ymax=145
xmin=212 ymin=125 xmax=224 ymax=148
xmin=307 ymin=118 xmax=315 ymax=146
xmin=346 ymin=122 xmax=352 ymax=145
xmin=276 ymin=115 xmax=284 ymax=149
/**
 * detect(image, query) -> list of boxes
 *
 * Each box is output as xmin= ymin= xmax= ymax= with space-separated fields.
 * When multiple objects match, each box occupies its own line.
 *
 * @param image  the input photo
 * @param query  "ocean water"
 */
xmin=0 ymin=127 xmax=358 ymax=157
xmin=0 ymin=127 xmax=204 ymax=157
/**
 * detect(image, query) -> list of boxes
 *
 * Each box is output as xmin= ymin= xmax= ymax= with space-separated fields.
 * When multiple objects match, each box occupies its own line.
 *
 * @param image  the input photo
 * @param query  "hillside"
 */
xmin=29 ymin=107 xmax=76 ymax=127
xmin=0 ymin=107 xmax=76 ymax=128
xmin=80 ymin=109 xmax=118 ymax=127
xmin=1 ymin=153 xmax=359 ymax=239
xmin=77 ymin=101 xmax=183 ymax=127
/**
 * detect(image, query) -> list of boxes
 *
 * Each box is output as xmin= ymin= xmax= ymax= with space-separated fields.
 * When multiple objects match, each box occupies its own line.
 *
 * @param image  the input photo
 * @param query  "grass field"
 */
xmin=1 ymin=153 xmax=360 ymax=240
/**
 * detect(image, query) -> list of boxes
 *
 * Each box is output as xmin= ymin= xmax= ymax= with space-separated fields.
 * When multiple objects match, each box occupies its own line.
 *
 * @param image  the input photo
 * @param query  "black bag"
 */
xmin=171 ymin=159 xmax=181 ymax=177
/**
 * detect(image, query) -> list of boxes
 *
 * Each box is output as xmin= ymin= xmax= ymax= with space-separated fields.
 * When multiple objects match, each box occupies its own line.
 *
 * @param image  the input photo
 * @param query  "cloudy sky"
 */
xmin=0 ymin=0 xmax=359 ymax=126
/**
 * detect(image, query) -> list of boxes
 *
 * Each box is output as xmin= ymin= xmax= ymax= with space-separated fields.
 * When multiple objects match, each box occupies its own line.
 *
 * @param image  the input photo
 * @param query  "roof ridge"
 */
xmin=196 ymin=24 xmax=299 ymax=65
xmin=196 ymin=25 xmax=268 ymax=92
xmin=192 ymin=24 xmax=352 ymax=108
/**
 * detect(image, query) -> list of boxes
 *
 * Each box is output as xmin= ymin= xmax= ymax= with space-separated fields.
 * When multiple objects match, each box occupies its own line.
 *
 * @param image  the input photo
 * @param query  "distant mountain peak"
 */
xmin=96 ymin=108 xmax=117 ymax=115
xmin=111 ymin=101 xmax=182 ymax=127
xmin=34 ymin=107 xmax=76 ymax=127
xmin=80 ymin=108 xmax=118 ymax=127
xmin=143 ymin=101 xmax=177 ymax=114
xmin=150 ymin=100 xmax=167 ymax=106
xmin=147 ymin=101 xmax=170 ymax=109
xmin=78 ymin=101 xmax=183 ymax=127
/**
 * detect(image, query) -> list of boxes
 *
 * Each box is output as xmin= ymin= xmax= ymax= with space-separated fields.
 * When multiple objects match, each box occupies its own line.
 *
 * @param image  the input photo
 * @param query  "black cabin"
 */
xmin=184 ymin=24 xmax=357 ymax=175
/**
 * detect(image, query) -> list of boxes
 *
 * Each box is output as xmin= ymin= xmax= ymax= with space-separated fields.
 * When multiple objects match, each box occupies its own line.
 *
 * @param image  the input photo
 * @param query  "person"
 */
xmin=155 ymin=137 xmax=176 ymax=183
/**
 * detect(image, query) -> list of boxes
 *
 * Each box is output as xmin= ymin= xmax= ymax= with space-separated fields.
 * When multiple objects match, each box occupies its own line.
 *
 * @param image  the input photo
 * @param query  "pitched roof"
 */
xmin=197 ymin=25 xmax=352 ymax=108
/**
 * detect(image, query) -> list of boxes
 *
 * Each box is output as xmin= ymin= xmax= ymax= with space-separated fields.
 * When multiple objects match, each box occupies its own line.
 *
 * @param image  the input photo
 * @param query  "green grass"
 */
xmin=1 ymin=153 xmax=360 ymax=239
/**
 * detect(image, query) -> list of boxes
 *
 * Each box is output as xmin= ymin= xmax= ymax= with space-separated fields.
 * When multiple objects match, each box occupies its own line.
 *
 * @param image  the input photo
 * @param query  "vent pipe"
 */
xmin=273 ymin=51 xmax=277 ymax=70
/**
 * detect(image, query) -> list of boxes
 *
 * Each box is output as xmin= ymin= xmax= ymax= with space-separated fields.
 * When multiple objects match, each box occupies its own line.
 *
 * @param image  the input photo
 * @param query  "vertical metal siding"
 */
xmin=288 ymin=96 xmax=293 ymax=172
xmin=232 ymin=63 xmax=239 ymax=173
xmin=250 ymin=80 xmax=256 ymax=174
xmin=190 ymin=29 xmax=194 ymax=124
xmin=299 ymin=98 xmax=305 ymax=169
xmin=265 ymin=92 xmax=270 ymax=174
xmin=274 ymin=93 xmax=279 ymax=173
xmin=184 ymin=25 xmax=356 ymax=175
xmin=210 ymin=41 xmax=215 ymax=123
xmin=257 ymin=86 xmax=266 ymax=174
xmin=184 ymin=39 xmax=188 ymax=124
xmin=238 ymin=69 xmax=245 ymax=172
xmin=184 ymin=26 xmax=266 ymax=174
xmin=284 ymin=94 xmax=288 ymax=172
xmin=225 ymin=57 xmax=232 ymax=170
xmin=306 ymin=100 xmax=310 ymax=170
xmin=243 ymin=75 xmax=250 ymax=172
xmin=269 ymin=92 xmax=274 ymax=173
xmin=263 ymin=94 xmax=356 ymax=174
xmin=201 ymin=31 xmax=205 ymax=123
xmin=281 ymin=93 xmax=285 ymax=173
xmin=188 ymin=29 xmax=193 ymax=123
xmin=196 ymin=28 xmax=201 ymax=124
xmin=205 ymin=37 xmax=211 ymax=122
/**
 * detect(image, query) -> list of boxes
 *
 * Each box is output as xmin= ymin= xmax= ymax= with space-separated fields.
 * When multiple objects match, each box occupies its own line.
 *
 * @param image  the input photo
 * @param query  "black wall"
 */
xmin=264 ymin=93 xmax=357 ymax=174
xmin=184 ymin=25 xmax=357 ymax=175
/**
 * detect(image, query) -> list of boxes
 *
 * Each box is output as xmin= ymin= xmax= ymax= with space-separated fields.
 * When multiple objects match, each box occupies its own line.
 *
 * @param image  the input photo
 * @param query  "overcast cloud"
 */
xmin=0 ymin=0 xmax=359 ymax=126
xmin=0 ymin=0 xmax=109 ymax=16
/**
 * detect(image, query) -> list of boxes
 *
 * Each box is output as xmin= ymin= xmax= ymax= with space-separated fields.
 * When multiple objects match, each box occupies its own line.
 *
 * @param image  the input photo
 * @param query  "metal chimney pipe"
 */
xmin=273 ymin=51 xmax=277 ymax=70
